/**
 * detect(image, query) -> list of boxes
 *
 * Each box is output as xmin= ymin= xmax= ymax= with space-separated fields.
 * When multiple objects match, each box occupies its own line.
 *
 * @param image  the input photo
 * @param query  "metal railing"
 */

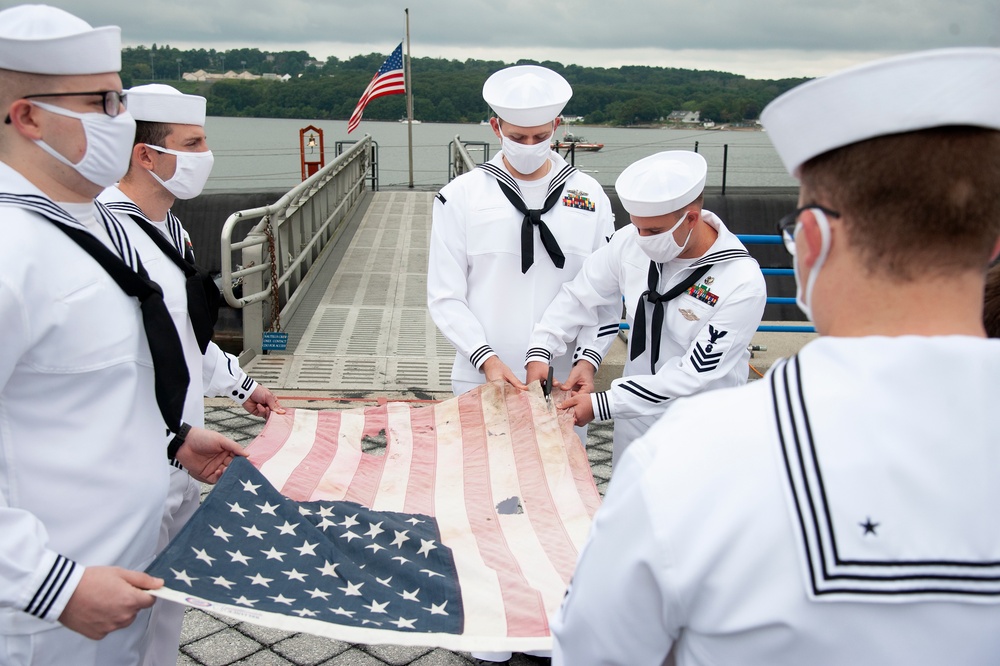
xmin=335 ymin=140 xmax=379 ymax=191
xmin=735 ymin=233 xmax=815 ymax=333
xmin=448 ymin=136 xmax=489 ymax=180
xmin=220 ymin=135 xmax=372 ymax=359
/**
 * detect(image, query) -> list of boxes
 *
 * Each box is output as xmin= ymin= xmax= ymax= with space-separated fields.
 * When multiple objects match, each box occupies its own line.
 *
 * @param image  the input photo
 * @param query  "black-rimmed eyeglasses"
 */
xmin=4 ymin=90 xmax=127 ymax=124
xmin=776 ymin=205 xmax=841 ymax=255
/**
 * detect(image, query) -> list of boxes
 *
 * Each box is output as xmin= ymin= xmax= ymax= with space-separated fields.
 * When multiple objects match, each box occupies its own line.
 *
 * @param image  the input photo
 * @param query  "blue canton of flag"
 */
xmin=147 ymin=457 xmax=462 ymax=636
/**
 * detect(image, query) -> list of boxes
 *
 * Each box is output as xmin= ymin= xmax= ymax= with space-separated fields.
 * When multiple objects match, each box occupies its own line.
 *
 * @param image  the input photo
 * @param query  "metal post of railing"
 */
xmin=241 ymin=235 xmax=265 ymax=358
xmin=567 ymin=142 xmax=576 ymax=166
xmin=335 ymin=139 xmax=379 ymax=191
xmin=722 ymin=144 xmax=729 ymax=196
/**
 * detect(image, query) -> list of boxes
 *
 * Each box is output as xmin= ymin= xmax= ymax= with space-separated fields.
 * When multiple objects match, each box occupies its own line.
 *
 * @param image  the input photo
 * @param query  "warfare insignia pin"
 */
xmin=705 ymin=276 xmax=715 ymax=285
xmin=678 ymin=308 xmax=700 ymax=321
xmin=562 ymin=189 xmax=596 ymax=212
xmin=686 ymin=283 xmax=719 ymax=307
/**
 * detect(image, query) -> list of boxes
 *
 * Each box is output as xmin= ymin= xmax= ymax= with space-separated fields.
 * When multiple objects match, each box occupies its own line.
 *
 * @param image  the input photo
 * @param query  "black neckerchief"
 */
xmin=630 ymin=260 xmax=713 ymax=373
xmin=478 ymin=161 xmax=577 ymax=274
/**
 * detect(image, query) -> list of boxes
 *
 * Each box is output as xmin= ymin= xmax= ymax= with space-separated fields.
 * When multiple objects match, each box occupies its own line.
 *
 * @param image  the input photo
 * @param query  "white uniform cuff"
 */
xmin=229 ymin=374 xmax=257 ymax=405
xmin=573 ymin=347 xmax=603 ymax=370
xmin=25 ymin=552 xmax=84 ymax=622
xmin=592 ymin=391 xmax=613 ymax=421
xmin=524 ymin=347 xmax=552 ymax=366
xmin=470 ymin=345 xmax=496 ymax=370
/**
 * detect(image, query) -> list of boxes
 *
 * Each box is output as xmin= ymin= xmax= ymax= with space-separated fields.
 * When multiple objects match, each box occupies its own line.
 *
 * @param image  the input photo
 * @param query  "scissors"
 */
xmin=543 ymin=366 xmax=554 ymax=406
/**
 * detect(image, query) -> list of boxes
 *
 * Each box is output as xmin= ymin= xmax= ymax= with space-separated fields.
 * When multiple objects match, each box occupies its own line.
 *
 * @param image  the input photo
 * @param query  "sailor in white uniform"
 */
xmin=0 ymin=7 xmax=242 ymax=665
xmin=428 ymin=65 xmax=618 ymax=436
xmin=98 ymin=83 xmax=284 ymax=666
xmin=551 ymin=48 xmax=1000 ymax=665
xmin=429 ymin=65 xmax=617 ymax=664
xmin=526 ymin=151 xmax=766 ymax=466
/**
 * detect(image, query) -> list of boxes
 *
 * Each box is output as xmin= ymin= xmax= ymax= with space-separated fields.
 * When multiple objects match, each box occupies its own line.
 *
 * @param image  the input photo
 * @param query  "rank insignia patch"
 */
xmin=690 ymin=326 xmax=728 ymax=373
xmin=562 ymin=189 xmax=596 ymax=212
xmin=678 ymin=308 xmax=700 ymax=321
xmin=687 ymin=282 xmax=719 ymax=307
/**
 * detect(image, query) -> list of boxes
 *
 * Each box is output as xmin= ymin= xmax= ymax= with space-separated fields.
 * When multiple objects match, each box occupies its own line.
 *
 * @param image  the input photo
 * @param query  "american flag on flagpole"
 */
xmin=147 ymin=382 xmax=600 ymax=652
xmin=347 ymin=43 xmax=406 ymax=133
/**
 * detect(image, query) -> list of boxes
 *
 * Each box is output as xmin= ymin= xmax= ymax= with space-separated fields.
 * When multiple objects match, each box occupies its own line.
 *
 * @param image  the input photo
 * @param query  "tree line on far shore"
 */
xmin=122 ymin=45 xmax=808 ymax=126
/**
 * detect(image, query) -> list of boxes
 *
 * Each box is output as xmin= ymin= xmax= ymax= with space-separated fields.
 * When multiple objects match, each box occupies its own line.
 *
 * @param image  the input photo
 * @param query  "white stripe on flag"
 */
xmin=257 ymin=409 xmax=319 ymax=490
xmin=432 ymin=392 xmax=509 ymax=639
xmin=311 ymin=411 xmax=365 ymax=501
xmin=370 ymin=402 xmax=415 ymax=512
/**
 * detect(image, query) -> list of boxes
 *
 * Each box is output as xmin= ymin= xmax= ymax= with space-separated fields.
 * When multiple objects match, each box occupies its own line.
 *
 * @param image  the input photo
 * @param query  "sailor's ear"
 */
xmin=5 ymin=99 xmax=44 ymax=140
xmin=796 ymin=209 xmax=828 ymax=271
xmin=133 ymin=143 xmax=156 ymax=169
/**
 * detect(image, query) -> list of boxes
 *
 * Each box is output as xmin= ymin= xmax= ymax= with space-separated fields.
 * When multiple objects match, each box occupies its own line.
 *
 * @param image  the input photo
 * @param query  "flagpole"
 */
xmin=405 ymin=8 xmax=414 ymax=189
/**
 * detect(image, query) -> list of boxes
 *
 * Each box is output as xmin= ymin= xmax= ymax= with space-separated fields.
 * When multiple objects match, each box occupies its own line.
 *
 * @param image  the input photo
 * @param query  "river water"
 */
xmin=202 ymin=116 xmax=798 ymax=192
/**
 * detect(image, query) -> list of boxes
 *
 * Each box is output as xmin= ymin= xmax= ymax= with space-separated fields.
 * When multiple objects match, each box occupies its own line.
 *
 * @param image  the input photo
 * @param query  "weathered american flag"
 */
xmin=147 ymin=381 xmax=600 ymax=651
xmin=347 ymin=42 xmax=406 ymax=133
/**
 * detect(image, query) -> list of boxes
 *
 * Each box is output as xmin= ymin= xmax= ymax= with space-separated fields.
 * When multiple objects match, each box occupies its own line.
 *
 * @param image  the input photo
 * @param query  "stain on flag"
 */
xmin=147 ymin=381 xmax=600 ymax=652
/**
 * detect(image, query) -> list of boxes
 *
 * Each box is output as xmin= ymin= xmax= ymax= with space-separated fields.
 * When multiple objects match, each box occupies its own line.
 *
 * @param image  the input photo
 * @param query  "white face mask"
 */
xmin=793 ymin=208 xmax=832 ymax=321
xmin=145 ymin=145 xmax=215 ymax=200
xmin=31 ymin=101 xmax=136 ymax=188
xmin=634 ymin=212 xmax=694 ymax=263
xmin=499 ymin=124 xmax=553 ymax=175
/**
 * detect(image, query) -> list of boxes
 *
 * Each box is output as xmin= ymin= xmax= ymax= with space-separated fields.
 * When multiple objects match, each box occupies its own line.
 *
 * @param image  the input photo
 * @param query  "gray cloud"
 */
xmin=7 ymin=0 xmax=997 ymax=77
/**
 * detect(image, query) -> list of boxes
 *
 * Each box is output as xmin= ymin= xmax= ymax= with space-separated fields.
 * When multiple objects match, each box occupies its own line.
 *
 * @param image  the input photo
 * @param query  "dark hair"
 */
xmin=133 ymin=120 xmax=171 ymax=148
xmin=985 ymin=263 xmax=1000 ymax=338
xmin=799 ymin=127 xmax=1000 ymax=280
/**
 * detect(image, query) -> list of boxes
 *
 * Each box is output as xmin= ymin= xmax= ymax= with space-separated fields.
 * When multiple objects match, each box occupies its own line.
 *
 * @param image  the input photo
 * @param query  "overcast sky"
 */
xmin=14 ymin=0 xmax=999 ymax=79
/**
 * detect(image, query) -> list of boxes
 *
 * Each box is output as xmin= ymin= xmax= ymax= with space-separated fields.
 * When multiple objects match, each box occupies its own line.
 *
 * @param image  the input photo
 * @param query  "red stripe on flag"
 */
xmin=567 ymin=427 xmax=602 ymax=519
xmin=343 ymin=406 xmax=390 ymax=506
xmin=457 ymin=390 xmax=550 ymax=638
xmin=279 ymin=412 xmax=343 ymax=500
xmin=403 ymin=403 xmax=439 ymax=517
xmin=505 ymin=390 xmax=581 ymax=584
xmin=245 ymin=410 xmax=296 ymax=468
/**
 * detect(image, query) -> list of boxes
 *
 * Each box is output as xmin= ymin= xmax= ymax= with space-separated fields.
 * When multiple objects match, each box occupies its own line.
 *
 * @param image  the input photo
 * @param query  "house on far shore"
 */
xmin=183 ymin=69 xmax=288 ymax=82
xmin=182 ymin=69 xmax=210 ymax=81
xmin=667 ymin=110 xmax=701 ymax=124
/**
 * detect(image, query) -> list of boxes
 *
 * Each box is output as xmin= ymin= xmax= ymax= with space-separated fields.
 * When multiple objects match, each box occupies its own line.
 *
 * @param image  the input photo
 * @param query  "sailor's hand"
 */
xmin=243 ymin=384 xmax=286 ymax=419
xmin=558 ymin=392 xmax=596 ymax=427
xmin=176 ymin=427 xmax=247 ymax=484
xmin=482 ymin=356 xmax=527 ymax=390
xmin=59 ymin=567 xmax=162 ymax=640
xmin=563 ymin=361 xmax=596 ymax=394
xmin=525 ymin=361 xmax=551 ymax=387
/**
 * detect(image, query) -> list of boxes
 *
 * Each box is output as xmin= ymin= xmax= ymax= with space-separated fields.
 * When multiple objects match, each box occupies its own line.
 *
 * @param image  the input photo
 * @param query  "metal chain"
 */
xmin=263 ymin=216 xmax=281 ymax=332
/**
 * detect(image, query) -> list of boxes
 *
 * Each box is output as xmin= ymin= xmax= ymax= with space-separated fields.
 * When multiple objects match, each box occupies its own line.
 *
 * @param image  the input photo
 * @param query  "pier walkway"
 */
xmin=241 ymin=191 xmax=455 ymax=395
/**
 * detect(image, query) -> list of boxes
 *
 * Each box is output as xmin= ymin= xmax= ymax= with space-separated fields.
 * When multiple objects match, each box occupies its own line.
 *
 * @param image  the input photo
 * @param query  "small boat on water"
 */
xmin=399 ymin=118 xmax=422 ymax=124
xmin=552 ymin=132 xmax=603 ymax=152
